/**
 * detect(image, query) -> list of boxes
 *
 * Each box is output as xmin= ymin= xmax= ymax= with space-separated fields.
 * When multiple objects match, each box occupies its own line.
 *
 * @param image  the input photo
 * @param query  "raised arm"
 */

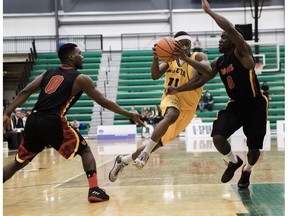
xmin=202 ymin=0 xmax=254 ymax=68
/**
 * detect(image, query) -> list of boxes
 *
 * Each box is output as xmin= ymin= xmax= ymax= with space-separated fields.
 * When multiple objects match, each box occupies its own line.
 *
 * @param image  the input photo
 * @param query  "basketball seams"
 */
xmin=164 ymin=37 xmax=175 ymax=54
xmin=155 ymin=37 xmax=175 ymax=62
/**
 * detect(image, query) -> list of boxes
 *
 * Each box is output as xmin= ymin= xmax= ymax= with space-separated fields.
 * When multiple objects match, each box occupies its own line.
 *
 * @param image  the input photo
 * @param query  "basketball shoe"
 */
xmin=132 ymin=151 xmax=149 ymax=169
xmin=109 ymin=155 xmax=128 ymax=182
xmin=238 ymin=165 xmax=251 ymax=189
xmin=221 ymin=155 xmax=243 ymax=183
xmin=88 ymin=187 xmax=109 ymax=203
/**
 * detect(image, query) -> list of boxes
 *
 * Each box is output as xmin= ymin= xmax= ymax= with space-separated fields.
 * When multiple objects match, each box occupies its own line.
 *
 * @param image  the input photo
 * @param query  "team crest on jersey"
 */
xmin=166 ymin=68 xmax=186 ymax=77
xmin=220 ymin=64 xmax=234 ymax=75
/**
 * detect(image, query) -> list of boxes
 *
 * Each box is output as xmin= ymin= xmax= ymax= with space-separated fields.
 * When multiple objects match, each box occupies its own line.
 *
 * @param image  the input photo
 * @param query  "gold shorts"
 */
xmin=160 ymin=95 xmax=196 ymax=145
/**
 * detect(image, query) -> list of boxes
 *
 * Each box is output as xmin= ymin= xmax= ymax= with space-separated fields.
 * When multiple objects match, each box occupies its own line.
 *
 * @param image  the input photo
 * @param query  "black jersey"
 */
xmin=33 ymin=67 xmax=83 ymax=115
xmin=216 ymin=53 xmax=261 ymax=102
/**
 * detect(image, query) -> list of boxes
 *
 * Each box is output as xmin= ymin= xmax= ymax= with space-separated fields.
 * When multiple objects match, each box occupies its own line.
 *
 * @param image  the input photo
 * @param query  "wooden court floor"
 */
xmin=3 ymin=136 xmax=285 ymax=216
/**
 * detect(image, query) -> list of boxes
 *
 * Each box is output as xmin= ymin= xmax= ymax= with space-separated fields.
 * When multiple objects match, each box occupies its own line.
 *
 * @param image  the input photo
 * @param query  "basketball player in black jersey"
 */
xmin=201 ymin=0 xmax=268 ymax=188
xmin=3 ymin=43 xmax=145 ymax=202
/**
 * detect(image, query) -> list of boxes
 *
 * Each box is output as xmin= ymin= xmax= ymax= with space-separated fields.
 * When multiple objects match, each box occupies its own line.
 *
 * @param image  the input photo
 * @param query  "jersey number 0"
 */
xmin=45 ymin=75 xmax=64 ymax=94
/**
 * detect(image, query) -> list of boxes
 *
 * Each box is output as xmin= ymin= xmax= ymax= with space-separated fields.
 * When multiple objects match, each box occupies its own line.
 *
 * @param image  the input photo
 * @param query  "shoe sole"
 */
xmin=88 ymin=197 xmax=109 ymax=203
xmin=132 ymin=161 xmax=144 ymax=170
xmin=108 ymin=155 xmax=121 ymax=182
xmin=238 ymin=184 xmax=250 ymax=189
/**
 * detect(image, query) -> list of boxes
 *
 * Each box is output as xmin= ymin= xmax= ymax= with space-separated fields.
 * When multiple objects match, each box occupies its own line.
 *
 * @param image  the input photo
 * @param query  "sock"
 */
xmin=86 ymin=170 xmax=98 ymax=189
xmin=121 ymin=154 xmax=133 ymax=164
xmin=143 ymin=139 xmax=157 ymax=154
xmin=243 ymin=163 xmax=253 ymax=172
xmin=224 ymin=151 xmax=237 ymax=163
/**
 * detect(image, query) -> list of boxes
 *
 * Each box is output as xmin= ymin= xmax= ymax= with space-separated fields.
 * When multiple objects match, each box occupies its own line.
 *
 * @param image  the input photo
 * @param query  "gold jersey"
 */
xmin=162 ymin=52 xmax=203 ymax=111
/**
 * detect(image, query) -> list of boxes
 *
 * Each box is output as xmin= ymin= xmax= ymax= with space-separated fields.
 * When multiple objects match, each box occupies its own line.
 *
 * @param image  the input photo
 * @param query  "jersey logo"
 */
xmin=45 ymin=75 xmax=64 ymax=94
xmin=226 ymin=75 xmax=235 ymax=89
xmin=220 ymin=64 xmax=234 ymax=75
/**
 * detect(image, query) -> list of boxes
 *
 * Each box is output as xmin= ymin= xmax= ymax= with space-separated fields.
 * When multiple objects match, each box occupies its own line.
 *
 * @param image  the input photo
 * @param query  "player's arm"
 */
xmin=151 ymin=44 xmax=169 ymax=80
xmin=75 ymin=74 xmax=145 ymax=127
xmin=3 ymin=72 xmax=44 ymax=131
xmin=4 ymin=73 xmax=44 ymax=117
xmin=201 ymin=0 xmax=254 ymax=68
xmin=164 ymin=53 xmax=217 ymax=94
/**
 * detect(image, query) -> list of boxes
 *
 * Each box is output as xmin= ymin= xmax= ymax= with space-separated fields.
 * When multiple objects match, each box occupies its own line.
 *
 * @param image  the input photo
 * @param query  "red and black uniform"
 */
xmin=16 ymin=66 xmax=87 ymax=163
xmin=211 ymin=53 xmax=268 ymax=149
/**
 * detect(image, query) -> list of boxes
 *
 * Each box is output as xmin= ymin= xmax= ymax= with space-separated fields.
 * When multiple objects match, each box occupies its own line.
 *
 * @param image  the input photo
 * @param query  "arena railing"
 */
xmin=121 ymin=28 xmax=284 ymax=50
xmin=3 ymin=34 xmax=103 ymax=54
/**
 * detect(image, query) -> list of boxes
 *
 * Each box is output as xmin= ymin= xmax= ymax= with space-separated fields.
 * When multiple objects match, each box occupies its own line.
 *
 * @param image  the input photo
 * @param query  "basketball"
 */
xmin=155 ymin=37 xmax=176 ymax=62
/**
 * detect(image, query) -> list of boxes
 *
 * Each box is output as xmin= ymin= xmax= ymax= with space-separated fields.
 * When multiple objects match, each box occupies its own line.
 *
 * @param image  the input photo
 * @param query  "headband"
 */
xmin=174 ymin=35 xmax=192 ymax=42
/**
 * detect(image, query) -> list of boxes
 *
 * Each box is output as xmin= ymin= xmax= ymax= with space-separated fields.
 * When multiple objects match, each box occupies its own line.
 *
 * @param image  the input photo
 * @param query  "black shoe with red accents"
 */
xmin=88 ymin=187 xmax=110 ymax=203
xmin=221 ymin=155 xmax=243 ymax=183
xmin=238 ymin=165 xmax=251 ymax=189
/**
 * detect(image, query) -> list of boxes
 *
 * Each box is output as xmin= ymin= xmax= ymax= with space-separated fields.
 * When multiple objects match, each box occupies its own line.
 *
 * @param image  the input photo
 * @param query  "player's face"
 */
xmin=218 ymin=32 xmax=234 ymax=54
xmin=178 ymin=39 xmax=191 ymax=56
xmin=72 ymin=47 xmax=84 ymax=69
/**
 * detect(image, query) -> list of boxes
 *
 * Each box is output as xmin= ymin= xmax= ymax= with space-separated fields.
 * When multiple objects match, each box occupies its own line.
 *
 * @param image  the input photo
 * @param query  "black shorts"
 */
xmin=211 ymin=96 xmax=268 ymax=150
xmin=16 ymin=112 xmax=87 ymax=163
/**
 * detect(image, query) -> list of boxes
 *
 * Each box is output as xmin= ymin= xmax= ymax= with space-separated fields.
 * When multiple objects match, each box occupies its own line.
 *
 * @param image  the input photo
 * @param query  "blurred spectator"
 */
xmin=3 ymin=119 xmax=19 ymax=150
xmin=204 ymin=90 xmax=214 ymax=111
xmin=261 ymin=81 xmax=270 ymax=100
xmin=129 ymin=106 xmax=139 ymax=125
xmin=140 ymin=106 xmax=150 ymax=124
xmin=11 ymin=107 xmax=25 ymax=146
xmin=71 ymin=118 xmax=80 ymax=131
xmin=3 ymin=108 xmax=24 ymax=150
xmin=198 ymin=94 xmax=205 ymax=112
xmin=192 ymin=36 xmax=202 ymax=52
xmin=23 ymin=110 xmax=31 ymax=127
xmin=153 ymin=105 xmax=163 ymax=125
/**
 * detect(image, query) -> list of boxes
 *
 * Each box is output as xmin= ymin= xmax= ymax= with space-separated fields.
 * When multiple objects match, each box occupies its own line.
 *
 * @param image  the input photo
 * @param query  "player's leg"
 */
xmin=212 ymin=106 xmax=243 ymax=183
xmin=109 ymin=141 xmax=163 ymax=182
xmin=3 ymin=113 xmax=45 ymax=183
xmin=132 ymin=106 xmax=179 ymax=169
xmin=3 ymin=160 xmax=29 ymax=182
xmin=133 ymin=95 xmax=180 ymax=169
xmin=67 ymin=128 xmax=109 ymax=203
xmin=238 ymin=97 xmax=268 ymax=188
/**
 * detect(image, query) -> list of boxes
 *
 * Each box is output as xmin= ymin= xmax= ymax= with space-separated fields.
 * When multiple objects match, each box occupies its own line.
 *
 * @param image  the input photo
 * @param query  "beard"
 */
xmin=76 ymin=63 xmax=83 ymax=70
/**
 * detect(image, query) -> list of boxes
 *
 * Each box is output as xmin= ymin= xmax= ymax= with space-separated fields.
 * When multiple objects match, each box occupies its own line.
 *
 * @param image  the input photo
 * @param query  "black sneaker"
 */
xmin=238 ymin=165 xmax=251 ymax=189
xmin=88 ymin=187 xmax=110 ymax=203
xmin=221 ymin=155 xmax=243 ymax=183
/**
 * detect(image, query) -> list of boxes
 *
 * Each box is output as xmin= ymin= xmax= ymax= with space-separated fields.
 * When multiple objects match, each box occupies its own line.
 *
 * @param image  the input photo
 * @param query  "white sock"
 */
xmin=224 ymin=151 xmax=237 ymax=163
xmin=243 ymin=163 xmax=253 ymax=172
xmin=143 ymin=139 xmax=157 ymax=154
xmin=121 ymin=154 xmax=133 ymax=164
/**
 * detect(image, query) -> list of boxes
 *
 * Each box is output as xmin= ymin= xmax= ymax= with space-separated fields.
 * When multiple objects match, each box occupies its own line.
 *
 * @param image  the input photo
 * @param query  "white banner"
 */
xmin=276 ymin=120 xmax=285 ymax=150
xmin=97 ymin=125 xmax=136 ymax=140
xmin=97 ymin=140 xmax=137 ymax=155
xmin=185 ymin=121 xmax=271 ymax=151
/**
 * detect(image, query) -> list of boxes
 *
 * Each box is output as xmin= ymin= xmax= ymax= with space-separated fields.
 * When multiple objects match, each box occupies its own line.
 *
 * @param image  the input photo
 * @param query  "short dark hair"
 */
xmin=174 ymin=31 xmax=189 ymax=38
xmin=58 ymin=43 xmax=77 ymax=63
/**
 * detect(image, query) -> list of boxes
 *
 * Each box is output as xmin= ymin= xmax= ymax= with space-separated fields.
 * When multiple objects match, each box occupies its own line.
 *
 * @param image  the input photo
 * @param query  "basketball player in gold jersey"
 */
xmin=109 ymin=31 xmax=212 ymax=181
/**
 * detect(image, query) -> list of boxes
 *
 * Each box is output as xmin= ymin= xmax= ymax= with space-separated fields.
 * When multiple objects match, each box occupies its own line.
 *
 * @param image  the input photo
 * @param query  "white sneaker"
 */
xmin=109 ymin=155 xmax=128 ymax=182
xmin=132 ymin=152 xmax=150 ymax=169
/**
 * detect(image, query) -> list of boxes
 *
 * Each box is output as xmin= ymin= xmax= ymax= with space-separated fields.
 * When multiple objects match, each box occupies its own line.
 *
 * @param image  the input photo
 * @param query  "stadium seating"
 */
xmin=115 ymin=45 xmax=285 ymax=131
